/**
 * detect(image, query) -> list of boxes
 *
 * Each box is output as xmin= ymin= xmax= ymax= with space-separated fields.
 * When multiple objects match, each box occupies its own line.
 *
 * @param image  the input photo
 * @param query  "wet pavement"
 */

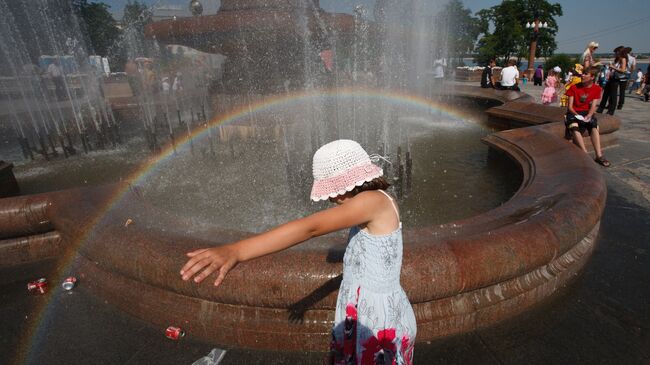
xmin=1 ymin=81 xmax=649 ymax=364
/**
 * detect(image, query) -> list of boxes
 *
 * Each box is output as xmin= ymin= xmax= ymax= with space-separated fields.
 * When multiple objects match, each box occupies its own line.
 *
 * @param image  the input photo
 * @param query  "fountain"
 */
xmin=0 ymin=0 xmax=620 ymax=356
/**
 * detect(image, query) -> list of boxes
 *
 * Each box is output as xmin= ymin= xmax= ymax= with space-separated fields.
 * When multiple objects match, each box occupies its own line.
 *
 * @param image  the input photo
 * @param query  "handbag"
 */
xmin=612 ymin=70 xmax=628 ymax=82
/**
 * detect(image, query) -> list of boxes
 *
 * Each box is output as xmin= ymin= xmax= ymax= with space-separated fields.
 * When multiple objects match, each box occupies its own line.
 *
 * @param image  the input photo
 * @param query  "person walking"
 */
xmin=180 ymin=139 xmax=417 ymax=364
xmin=597 ymin=46 xmax=627 ymax=115
xmin=642 ymin=66 xmax=650 ymax=102
xmin=629 ymin=68 xmax=643 ymax=94
xmin=533 ymin=65 xmax=544 ymax=86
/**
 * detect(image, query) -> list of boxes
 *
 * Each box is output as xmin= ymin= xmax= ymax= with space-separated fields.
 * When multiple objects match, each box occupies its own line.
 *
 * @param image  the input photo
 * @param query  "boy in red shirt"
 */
xmin=565 ymin=66 xmax=610 ymax=167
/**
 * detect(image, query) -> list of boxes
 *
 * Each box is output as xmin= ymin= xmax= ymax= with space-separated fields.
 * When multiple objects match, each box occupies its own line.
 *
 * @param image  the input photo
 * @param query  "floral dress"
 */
xmin=330 ymin=192 xmax=417 ymax=365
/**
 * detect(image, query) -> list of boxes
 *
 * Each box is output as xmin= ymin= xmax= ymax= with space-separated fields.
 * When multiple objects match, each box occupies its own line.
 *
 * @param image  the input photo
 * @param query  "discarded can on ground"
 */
xmin=27 ymin=278 xmax=48 ymax=295
xmin=62 ymin=276 xmax=77 ymax=291
xmin=165 ymin=326 xmax=185 ymax=340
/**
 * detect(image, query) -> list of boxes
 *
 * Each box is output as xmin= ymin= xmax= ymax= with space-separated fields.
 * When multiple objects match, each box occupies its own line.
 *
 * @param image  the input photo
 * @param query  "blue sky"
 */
xmin=103 ymin=0 xmax=650 ymax=54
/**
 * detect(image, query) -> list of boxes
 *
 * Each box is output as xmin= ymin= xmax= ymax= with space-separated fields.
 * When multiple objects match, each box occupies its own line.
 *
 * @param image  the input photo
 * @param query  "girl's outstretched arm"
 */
xmin=180 ymin=191 xmax=382 ymax=286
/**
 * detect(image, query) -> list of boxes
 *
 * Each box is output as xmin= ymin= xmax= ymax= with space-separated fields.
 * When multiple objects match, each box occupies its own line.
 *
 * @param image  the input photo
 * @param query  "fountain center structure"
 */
xmin=146 ymin=0 xmax=355 ymax=93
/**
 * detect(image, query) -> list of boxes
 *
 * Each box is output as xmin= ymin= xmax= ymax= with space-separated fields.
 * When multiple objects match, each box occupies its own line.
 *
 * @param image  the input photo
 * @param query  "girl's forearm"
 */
xmin=231 ymin=217 xmax=316 ymax=262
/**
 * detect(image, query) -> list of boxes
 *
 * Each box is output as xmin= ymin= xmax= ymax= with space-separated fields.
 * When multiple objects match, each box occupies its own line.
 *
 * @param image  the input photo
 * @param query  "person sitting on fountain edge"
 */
xmin=565 ymin=66 xmax=610 ymax=167
xmin=481 ymin=58 xmax=496 ymax=88
xmin=496 ymin=59 xmax=519 ymax=91
xmin=180 ymin=139 xmax=417 ymax=365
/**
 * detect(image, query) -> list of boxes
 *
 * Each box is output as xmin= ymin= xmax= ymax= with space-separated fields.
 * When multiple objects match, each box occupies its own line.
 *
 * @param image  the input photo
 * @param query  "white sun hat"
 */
xmin=310 ymin=139 xmax=383 ymax=202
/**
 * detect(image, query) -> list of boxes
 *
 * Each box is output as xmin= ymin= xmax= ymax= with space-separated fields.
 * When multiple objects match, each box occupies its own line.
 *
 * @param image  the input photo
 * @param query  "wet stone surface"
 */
xmin=1 ymin=184 xmax=648 ymax=364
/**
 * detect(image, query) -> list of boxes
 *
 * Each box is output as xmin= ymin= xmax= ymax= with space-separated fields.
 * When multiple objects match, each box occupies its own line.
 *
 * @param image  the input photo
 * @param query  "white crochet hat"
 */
xmin=310 ymin=139 xmax=383 ymax=201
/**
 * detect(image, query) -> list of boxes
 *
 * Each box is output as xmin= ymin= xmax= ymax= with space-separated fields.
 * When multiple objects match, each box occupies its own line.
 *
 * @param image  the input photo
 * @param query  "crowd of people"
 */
xmin=479 ymin=41 xmax=649 ymax=169
xmin=125 ymin=59 xmax=184 ymax=98
xmin=480 ymin=42 xmax=650 ymax=111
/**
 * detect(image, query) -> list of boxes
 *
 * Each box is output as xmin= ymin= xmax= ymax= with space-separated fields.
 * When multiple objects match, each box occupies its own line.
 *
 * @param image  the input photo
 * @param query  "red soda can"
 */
xmin=27 ymin=278 xmax=48 ymax=295
xmin=165 ymin=326 xmax=185 ymax=340
xmin=62 ymin=276 xmax=77 ymax=291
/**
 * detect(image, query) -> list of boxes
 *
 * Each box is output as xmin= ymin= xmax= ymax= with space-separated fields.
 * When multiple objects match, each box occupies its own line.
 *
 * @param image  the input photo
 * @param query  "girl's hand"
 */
xmin=180 ymin=245 xmax=239 ymax=286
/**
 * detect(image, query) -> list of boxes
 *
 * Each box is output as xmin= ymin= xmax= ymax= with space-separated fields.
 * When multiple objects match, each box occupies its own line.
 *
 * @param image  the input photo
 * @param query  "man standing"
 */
xmin=481 ymin=59 xmax=496 ymax=88
xmin=497 ymin=59 xmax=519 ymax=91
xmin=47 ymin=59 xmax=65 ymax=100
xmin=564 ymin=66 xmax=610 ymax=167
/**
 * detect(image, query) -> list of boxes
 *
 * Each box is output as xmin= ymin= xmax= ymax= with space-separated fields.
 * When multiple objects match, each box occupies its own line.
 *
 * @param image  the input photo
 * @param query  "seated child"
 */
xmin=564 ymin=66 xmax=610 ymax=167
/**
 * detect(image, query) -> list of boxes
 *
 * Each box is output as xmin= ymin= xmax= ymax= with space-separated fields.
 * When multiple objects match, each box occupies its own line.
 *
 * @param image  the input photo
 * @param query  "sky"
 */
xmin=103 ymin=0 xmax=650 ymax=54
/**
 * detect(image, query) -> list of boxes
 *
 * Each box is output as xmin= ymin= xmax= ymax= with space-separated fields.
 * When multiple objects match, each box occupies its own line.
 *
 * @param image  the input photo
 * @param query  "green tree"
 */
xmin=436 ymin=0 xmax=481 ymax=65
xmin=543 ymin=53 xmax=580 ymax=78
xmin=122 ymin=0 xmax=153 ymax=30
xmin=474 ymin=0 xmax=562 ymax=66
xmin=72 ymin=0 xmax=120 ymax=57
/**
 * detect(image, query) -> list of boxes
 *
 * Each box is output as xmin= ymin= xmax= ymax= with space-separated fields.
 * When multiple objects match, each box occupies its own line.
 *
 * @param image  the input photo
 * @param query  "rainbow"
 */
xmin=14 ymin=87 xmax=474 ymax=364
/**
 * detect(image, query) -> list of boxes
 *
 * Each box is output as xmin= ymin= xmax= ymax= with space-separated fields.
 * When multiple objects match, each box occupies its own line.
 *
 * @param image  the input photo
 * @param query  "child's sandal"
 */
xmin=595 ymin=156 xmax=610 ymax=167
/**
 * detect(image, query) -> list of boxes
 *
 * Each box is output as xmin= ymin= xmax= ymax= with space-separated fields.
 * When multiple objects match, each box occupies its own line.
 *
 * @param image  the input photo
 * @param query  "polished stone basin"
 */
xmin=0 ymin=86 xmax=619 ymax=350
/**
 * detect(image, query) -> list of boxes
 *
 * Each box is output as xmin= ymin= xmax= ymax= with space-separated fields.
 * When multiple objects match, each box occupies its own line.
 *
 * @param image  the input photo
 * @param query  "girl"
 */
xmin=180 ymin=139 xmax=417 ymax=364
xmin=541 ymin=68 xmax=559 ymax=105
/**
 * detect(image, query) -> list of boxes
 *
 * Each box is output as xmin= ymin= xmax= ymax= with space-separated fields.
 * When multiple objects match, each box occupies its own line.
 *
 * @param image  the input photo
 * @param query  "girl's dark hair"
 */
xmin=347 ymin=176 xmax=390 ymax=197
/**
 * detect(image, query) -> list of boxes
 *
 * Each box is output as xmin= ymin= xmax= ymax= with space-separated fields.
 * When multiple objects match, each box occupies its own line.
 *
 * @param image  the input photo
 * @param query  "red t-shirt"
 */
xmin=566 ymin=83 xmax=602 ymax=112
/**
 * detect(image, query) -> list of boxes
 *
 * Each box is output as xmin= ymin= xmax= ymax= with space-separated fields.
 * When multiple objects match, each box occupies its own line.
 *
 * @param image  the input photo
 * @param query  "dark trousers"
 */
xmin=496 ymin=82 xmax=520 ymax=91
xmin=617 ymin=79 xmax=627 ymax=107
xmin=533 ymin=77 xmax=542 ymax=86
xmin=598 ymin=79 xmax=620 ymax=115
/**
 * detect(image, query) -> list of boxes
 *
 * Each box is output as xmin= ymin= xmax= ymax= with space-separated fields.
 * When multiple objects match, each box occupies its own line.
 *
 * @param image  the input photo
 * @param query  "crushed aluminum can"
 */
xmin=62 ymin=276 xmax=77 ymax=291
xmin=165 ymin=326 xmax=185 ymax=340
xmin=192 ymin=348 xmax=227 ymax=365
xmin=27 ymin=278 xmax=48 ymax=295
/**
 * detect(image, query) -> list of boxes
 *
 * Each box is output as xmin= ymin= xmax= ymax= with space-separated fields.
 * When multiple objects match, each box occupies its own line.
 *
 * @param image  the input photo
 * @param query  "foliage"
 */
xmin=474 ymin=0 xmax=562 ymax=66
xmin=542 ymin=53 xmax=580 ymax=78
xmin=121 ymin=1 xmax=154 ymax=60
xmin=72 ymin=0 xmax=120 ymax=57
xmin=435 ymin=0 xmax=482 ymax=63
xmin=122 ymin=0 xmax=153 ymax=30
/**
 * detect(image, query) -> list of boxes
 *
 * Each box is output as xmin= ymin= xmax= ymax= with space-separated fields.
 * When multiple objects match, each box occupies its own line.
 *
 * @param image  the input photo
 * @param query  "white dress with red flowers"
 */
xmin=330 ymin=192 xmax=416 ymax=365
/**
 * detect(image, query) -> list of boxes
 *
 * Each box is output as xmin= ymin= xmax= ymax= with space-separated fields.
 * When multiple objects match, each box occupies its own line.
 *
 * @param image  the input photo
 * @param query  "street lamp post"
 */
xmin=525 ymin=16 xmax=548 ymax=80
